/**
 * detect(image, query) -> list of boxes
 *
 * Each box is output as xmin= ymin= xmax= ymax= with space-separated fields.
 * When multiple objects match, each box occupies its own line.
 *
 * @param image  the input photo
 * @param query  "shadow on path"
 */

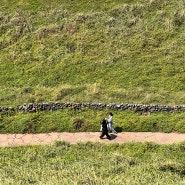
xmin=110 ymin=134 xmax=117 ymax=140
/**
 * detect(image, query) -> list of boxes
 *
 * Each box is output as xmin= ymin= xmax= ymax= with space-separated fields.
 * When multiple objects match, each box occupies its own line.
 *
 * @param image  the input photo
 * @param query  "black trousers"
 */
xmin=100 ymin=129 xmax=111 ymax=139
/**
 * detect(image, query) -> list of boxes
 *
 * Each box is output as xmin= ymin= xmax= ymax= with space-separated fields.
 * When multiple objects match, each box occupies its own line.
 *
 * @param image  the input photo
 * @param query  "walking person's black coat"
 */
xmin=99 ymin=118 xmax=111 ymax=140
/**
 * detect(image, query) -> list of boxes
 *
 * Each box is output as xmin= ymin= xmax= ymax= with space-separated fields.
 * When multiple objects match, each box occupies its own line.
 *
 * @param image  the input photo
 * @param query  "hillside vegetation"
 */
xmin=0 ymin=0 xmax=185 ymax=106
xmin=1 ymin=142 xmax=185 ymax=184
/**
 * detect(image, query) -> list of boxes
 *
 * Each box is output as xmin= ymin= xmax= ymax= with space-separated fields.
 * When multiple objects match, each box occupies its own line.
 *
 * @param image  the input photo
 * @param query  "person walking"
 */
xmin=99 ymin=118 xmax=111 ymax=140
xmin=106 ymin=112 xmax=117 ymax=134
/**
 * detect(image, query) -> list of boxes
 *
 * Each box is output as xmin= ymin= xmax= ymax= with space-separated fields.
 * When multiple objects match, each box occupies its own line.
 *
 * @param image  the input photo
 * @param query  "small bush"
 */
xmin=73 ymin=118 xmax=84 ymax=130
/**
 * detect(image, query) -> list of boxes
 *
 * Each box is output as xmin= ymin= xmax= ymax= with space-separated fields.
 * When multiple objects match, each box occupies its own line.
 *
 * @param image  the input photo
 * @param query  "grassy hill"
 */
xmin=0 ymin=0 xmax=185 ymax=134
xmin=1 ymin=142 xmax=185 ymax=184
xmin=1 ymin=0 xmax=185 ymax=106
xmin=0 ymin=2 xmax=185 ymax=183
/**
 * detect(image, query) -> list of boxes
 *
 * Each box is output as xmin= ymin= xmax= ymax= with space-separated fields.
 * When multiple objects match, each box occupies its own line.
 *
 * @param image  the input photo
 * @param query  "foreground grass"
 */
xmin=0 ymin=109 xmax=185 ymax=133
xmin=0 ymin=142 xmax=185 ymax=184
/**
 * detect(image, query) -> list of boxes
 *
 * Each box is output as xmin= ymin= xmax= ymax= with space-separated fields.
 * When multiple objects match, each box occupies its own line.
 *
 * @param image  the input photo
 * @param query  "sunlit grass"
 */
xmin=0 ymin=142 xmax=185 ymax=184
xmin=0 ymin=109 xmax=185 ymax=134
xmin=0 ymin=0 xmax=185 ymax=107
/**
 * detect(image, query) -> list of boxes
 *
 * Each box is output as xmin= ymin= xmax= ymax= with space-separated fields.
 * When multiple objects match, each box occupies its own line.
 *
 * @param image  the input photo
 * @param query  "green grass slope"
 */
xmin=1 ymin=142 xmax=185 ymax=184
xmin=1 ymin=109 xmax=185 ymax=133
xmin=0 ymin=0 xmax=185 ymax=106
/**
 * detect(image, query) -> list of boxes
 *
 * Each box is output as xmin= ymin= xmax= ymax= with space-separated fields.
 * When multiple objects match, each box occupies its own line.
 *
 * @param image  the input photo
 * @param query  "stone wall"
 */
xmin=1 ymin=102 xmax=185 ymax=113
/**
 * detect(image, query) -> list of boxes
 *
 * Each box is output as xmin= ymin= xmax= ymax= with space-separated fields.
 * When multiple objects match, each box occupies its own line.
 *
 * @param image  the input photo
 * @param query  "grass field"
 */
xmin=0 ymin=142 xmax=185 ymax=185
xmin=0 ymin=109 xmax=185 ymax=134
xmin=0 ymin=0 xmax=185 ymax=107
xmin=0 ymin=1 xmax=185 ymax=183
xmin=0 ymin=0 xmax=185 ymax=133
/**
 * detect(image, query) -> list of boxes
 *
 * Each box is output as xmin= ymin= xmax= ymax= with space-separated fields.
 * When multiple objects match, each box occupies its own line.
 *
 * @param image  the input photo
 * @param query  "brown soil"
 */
xmin=0 ymin=132 xmax=185 ymax=147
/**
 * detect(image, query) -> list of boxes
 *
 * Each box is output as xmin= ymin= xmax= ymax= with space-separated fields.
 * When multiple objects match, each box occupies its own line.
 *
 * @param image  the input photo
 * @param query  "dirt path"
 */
xmin=0 ymin=132 xmax=185 ymax=147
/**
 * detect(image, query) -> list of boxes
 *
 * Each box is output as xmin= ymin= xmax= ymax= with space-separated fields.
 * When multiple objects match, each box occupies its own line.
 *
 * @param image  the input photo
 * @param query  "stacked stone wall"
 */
xmin=0 ymin=102 xmax=185 ymax=113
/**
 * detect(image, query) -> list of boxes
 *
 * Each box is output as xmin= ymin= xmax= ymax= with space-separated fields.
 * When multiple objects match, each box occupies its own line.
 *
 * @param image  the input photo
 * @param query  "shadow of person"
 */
xmin=115 ymin=126 xmax=123 ymax=132
xmin=110 ymin=134 xmax=117 ymax=140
